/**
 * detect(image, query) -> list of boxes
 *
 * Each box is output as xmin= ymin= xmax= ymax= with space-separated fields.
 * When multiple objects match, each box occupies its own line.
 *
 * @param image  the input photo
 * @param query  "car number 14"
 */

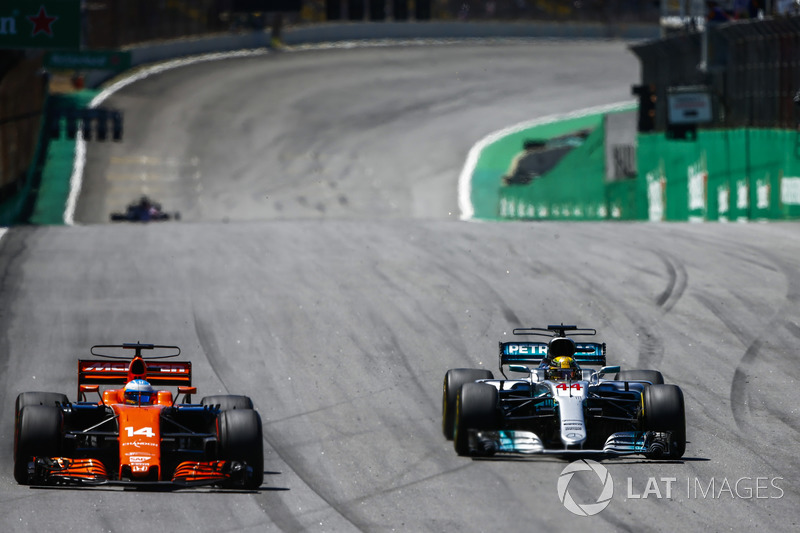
xmin=124 ymin=426 xmax=155 ymax=438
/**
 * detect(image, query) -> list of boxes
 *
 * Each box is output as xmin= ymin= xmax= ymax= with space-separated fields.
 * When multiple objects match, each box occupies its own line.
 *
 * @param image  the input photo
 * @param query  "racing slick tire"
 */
xmin=14 ymin=405 xmax=63 ymax=484
xmin=442 ymin=368 xmax=494 ymax=440
xmin=454 ymin=382 xmax=499 ymax=456
xmin=641 ymin=384 xmax=686 ymax=459
xmin=615 ymin=370 xmax=664 ymax=385
xmin=217 ymin=409 xmax=264 ymax=489
xmin=201 ymin=395 xmax=254 ymax=411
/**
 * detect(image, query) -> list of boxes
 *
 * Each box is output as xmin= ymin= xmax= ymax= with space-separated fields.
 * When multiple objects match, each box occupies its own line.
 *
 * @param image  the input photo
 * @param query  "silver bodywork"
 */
xmin=471 ymin=369 xmax=671 ymax=456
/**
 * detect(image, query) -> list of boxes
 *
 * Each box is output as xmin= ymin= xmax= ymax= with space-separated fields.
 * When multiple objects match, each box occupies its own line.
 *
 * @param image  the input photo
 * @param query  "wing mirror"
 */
xmin=598 ymin=365 xmax=620 ymax=377
xmin=79 ymin=384 xmax=101 ymax=403
xmin=508 ymin=365 xmax=532 ymax=374
xmin=176 ymin=386 xmax=197 ymax=405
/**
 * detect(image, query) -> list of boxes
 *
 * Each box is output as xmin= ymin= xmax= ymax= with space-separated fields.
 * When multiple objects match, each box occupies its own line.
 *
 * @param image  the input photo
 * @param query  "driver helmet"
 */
xmin=124 ymin=379 xmax=155 ymax=405
xmin=548 ymin=356 xmax=580 ymax=381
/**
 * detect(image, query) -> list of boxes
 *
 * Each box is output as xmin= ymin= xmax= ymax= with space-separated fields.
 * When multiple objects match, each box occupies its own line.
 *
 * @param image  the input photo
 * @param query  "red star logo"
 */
xmin=27 ymin=6 xmax=58 ymax=37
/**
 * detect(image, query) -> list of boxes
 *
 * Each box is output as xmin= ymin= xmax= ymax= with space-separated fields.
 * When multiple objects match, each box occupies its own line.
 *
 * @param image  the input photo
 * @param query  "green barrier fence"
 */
xmin=471 ymin=107 xmax=633 ymax=220
xmin=493 ymin=117 xmax=800 ymax=222
xmin=638 ymin=129 xmax=800 ymax=222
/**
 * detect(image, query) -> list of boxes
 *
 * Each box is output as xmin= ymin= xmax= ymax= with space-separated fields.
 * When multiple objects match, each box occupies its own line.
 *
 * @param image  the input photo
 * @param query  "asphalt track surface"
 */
xmin=1 ymin=41 xmax=799 ymax=532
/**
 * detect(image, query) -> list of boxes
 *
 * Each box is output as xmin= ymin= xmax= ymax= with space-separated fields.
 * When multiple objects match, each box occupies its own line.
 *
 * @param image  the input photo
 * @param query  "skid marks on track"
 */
xmin=653 ymin=250 xmax=688 ymax=314
xmin=698 ymin=249 xmax=800 ymax=442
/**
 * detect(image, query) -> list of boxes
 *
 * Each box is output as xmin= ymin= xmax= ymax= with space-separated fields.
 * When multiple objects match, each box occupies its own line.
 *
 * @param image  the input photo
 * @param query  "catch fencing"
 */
xmin=631 ymin=15 xmax=800 ymax=130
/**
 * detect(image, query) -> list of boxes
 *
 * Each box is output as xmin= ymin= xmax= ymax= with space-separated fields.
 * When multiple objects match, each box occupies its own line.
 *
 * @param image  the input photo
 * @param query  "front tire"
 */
xmin=454 ymin=383 xmax=498 ymax=456
xmin=14 ymin=405 xmax=63 ymax=484
xmin=442 ymin=368 xmax=494 ymax=440
xmin=641 ymin=384 xmax=686 ymax=459
xmin=217 ymin=409 xmax=264 ymax=489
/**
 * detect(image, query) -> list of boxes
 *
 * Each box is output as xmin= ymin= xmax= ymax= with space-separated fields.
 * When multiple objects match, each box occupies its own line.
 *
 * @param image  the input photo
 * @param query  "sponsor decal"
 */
xmin=505 ymin=344 xmax=548 ymax=356
xmin=736 ymin=179 xmax=749 ymax=210
xmin=646 ymin=166 xmax=665 ymax=222
xmin=121 ymin=441 xmax=158 ymax=449
xmin=718 ymin=185 xmax=729 ymax=221
xmin=756 ymin=178 xmax=770 ymax=210
xmin=688 ymin=157 xmax=707 ymax=216
xmin=82 ymin=362 xmax=127 ymax=372
xmin=781 ymin=177 xmax=800 ymax=205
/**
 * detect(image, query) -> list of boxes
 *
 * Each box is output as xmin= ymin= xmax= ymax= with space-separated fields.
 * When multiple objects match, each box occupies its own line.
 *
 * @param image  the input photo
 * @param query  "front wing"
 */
xmin=21 ymin=457 xmax=256 ymax=489
xmin=468 ymin=430 xmax=675 ymax=457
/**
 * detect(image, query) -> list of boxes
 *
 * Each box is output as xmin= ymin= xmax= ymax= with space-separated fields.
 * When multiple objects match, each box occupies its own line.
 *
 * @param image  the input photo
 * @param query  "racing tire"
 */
xmin=615 ymin=370 xmax=664 ymax=385
xmin=201 ymin=395 xmax=254 ymax=411
xmin=14 ymin=405 xmax=63 ymax=484
xmin=217 ymin=409 xmax=264 ymax=489
xmin=454 ymin=382 xmax=499 ymax=457
xmin=641 ymin=384 xmax=686 ymax=459
xmin=442 ymin=368 xmax=494 ymax=440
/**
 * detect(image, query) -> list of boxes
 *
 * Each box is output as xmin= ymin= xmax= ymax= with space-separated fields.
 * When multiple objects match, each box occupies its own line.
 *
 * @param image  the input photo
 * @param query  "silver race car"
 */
xmin=442 ymin=325 xmax=686 ymax=458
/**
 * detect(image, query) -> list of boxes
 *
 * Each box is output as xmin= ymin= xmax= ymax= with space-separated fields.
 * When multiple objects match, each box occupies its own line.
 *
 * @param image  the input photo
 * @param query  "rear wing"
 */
xmin=499 ymin=341 xmax=606 ymax=367
xmin=78 ymin=360 xmax=192 ymax=387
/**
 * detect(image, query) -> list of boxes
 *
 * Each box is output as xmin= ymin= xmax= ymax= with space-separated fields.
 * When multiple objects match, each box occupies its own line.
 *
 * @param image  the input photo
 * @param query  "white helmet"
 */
xmin=124 ymin=379 xmax=155 ymax=405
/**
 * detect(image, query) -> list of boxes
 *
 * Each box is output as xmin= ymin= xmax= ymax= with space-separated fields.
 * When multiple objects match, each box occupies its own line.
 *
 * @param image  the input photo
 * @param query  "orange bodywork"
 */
xmin=32 ymin=350 xmax=236 ymax=486
xmin=112 ymin=403 xmax=164 ymax=480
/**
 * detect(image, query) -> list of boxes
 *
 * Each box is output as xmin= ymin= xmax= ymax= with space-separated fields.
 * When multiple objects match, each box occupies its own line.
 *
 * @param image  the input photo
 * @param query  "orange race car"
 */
xmin=13 ymin=343 xmax=263 ymax=489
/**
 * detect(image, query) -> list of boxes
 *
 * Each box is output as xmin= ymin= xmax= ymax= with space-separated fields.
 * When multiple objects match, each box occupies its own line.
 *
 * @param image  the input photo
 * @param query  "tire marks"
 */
xmin=698 ymin=246 xmax=800 ymax=437
xmin=653 ymin=250 xmax=687 ymax=314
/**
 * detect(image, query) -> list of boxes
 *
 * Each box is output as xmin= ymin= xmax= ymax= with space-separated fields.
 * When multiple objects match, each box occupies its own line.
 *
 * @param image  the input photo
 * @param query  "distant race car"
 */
xmin=13 ymin=343 xmax=262 ymax=489
xmin=110 ymin=196 xmax=180 ymax=222
xmin=442 ymin=325 xmax=686 ymax=458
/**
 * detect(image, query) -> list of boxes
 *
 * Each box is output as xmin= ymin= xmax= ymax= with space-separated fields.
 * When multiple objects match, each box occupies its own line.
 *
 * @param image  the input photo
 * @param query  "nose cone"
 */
xmin=557 ymin=396 xmax=587 ymax=447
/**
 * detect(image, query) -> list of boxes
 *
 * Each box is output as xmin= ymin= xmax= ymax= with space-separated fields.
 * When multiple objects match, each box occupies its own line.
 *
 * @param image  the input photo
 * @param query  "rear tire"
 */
xmin=217 ymin=409 xmax=264 ymax=489
xmin=442 ymin=368 xmax=493 ymax=440
xmin=642 ymin=384 xmax=686 ymax=459
xmin=615 ymin=369 xmax=664 ymax=385
xmin=454 ymin=383 xmax=498 ymax=456
xmin=201 ymin=395 xmax=254 ymax=411
xmin=14 ymin=405 xmax=63 ymax=484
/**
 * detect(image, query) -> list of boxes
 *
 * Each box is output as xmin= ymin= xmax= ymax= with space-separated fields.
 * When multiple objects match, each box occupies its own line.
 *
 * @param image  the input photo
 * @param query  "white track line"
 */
xmin=457 ymin=101 xmax=636 ymax=221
